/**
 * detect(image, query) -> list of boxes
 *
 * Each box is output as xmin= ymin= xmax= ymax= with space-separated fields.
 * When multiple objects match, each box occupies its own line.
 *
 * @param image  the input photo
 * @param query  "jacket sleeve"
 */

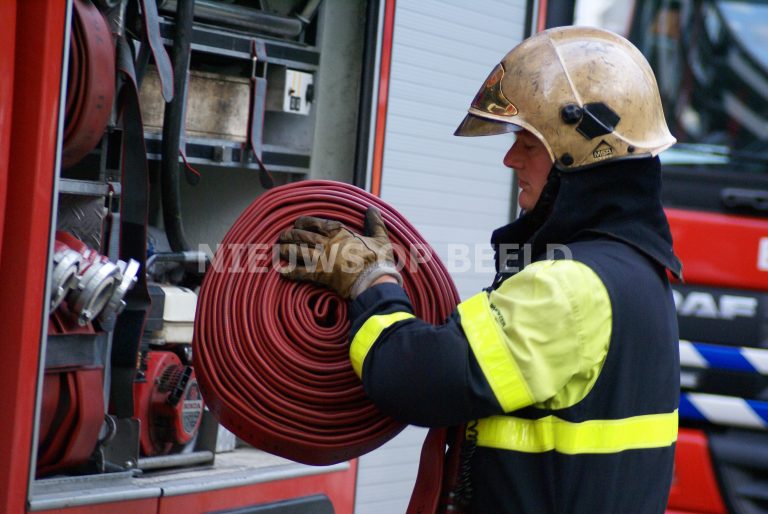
xmin=348 ymin=260 xmax=612 ymax=427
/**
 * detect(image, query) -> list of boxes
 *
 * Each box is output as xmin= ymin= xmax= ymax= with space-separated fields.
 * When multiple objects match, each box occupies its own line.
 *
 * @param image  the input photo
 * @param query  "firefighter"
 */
xmin=279 ymin=26 xmax=681 ymax=513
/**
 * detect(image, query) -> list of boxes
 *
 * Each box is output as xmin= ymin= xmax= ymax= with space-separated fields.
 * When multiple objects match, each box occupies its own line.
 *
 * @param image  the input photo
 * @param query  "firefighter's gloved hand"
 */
xmin=278 ymin=207 xmax=402 ymax=299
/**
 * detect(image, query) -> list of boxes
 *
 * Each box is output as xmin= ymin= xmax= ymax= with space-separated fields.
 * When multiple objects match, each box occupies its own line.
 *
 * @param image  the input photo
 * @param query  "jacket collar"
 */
xmin=491 ymin=156 xmax=683 ymax=279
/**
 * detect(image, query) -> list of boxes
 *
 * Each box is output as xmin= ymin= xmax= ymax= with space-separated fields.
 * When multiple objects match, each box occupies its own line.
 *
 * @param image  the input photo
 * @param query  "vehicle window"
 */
xmin=628 ymin=0 xmax=768 ymax=171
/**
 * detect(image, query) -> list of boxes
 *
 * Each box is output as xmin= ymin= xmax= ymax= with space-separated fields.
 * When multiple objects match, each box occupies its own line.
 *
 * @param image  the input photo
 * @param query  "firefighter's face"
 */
xmin=503 ymin=130 xmax=553 ymax=211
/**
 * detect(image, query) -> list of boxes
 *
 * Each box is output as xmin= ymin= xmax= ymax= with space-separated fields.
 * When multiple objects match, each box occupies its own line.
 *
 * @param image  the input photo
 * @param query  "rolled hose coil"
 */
xmin=193 ymin=180 xmax=460 ymax=465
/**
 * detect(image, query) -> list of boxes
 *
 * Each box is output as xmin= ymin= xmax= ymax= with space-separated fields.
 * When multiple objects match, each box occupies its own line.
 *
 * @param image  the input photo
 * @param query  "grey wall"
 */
xmin=309 ymin=0 xmax=367 ymax=184
xmin=178 ymin=165 xmax=291 ymax=250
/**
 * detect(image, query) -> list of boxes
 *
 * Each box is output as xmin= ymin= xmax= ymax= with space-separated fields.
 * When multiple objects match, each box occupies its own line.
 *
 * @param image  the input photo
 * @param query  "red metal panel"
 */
xmin=0 ymin=1 xmax=67 ymax=513
xmin=35 ymin=498 xmax=159 ymax=514
xmin=667 ymin=207 xmax=768 ymax=291
xmin=536 ymin=0 xmax=548 ymax=32
xmin=0 ymin=1 xmax=15 ymax=262
xmin=666 ymin=428 xmax=727 ymax=514
xmin=158 ymin=461 xmax=357 ymax=514
xmin=370 ymin=0 xmax=396 ymax=197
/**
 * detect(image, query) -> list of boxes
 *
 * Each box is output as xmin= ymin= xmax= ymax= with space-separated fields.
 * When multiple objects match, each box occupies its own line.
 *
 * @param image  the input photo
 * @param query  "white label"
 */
xmin=283 ymin=70 xmax=313 ymax=115
xmin=758 ymin=237 xmax=768 ymax=271
xmin=673 ymin=290 xmax=757 ymax=319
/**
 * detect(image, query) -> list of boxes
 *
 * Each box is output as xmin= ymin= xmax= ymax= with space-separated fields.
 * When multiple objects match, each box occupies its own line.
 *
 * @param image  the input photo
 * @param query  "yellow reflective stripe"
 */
xmin=350 ymin=312 xmax=415 ymax=378
xmin=458 ymin=292 xmax=534 ymax=412
xmin=474 ymin=410 xmax=678 ymax=454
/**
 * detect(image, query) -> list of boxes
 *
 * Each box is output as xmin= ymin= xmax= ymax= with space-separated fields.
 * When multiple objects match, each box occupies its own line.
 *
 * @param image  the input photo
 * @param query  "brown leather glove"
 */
xmin=278 ymin=207 xmax=403 ymax=299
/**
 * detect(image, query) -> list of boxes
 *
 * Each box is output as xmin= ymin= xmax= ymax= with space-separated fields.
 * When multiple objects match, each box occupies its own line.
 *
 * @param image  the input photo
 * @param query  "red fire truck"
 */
xmin=3 ymin=0 xmax=768 ymax=513
xmin=628 ymin=1 xmax=768 ymax=512
xmin=0 ymin=1 xmax=363 ymax=512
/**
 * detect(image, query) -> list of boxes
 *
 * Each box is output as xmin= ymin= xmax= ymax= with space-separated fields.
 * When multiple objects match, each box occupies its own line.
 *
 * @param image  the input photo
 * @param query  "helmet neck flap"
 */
xmin=491 ymin=157 xmax=682 ymax=279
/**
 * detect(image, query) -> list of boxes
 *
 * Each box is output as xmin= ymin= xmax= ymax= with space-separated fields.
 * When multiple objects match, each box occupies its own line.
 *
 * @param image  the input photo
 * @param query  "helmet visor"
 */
xmin=453 ymin=113 xmax=522 ymax=137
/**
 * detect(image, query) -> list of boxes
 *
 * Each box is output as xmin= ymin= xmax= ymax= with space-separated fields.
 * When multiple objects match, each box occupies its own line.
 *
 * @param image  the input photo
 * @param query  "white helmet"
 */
xmin=455 ymin=26 xmax=676 ymax=170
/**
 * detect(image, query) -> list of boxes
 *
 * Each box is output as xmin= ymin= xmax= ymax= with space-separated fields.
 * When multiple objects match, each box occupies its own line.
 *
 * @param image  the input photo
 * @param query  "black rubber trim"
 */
xmin=207 ymin=494 xmax=334 ymax=514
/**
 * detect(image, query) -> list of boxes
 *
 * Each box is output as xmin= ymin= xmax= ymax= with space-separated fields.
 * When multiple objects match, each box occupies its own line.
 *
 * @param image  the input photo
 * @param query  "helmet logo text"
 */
xmin=592 ymin=140 xmax=614 ymax=160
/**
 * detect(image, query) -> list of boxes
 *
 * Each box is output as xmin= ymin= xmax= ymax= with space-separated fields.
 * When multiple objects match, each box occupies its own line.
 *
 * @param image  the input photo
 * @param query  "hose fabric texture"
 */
xmin=193 ymin=180 xmax=459 ymax=465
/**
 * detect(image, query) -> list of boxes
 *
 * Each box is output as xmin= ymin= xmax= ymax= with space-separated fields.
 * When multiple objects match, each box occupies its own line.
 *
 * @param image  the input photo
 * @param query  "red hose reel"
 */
xmin=62 ymin=0 xmax=116 ymax=169
xmin=39 ymin=306 xmax=104 ymax=477
xmin=37 ymin=367 xmax=105 ymax=477
xmin=194 ymin=180 xmax=459 ymax=465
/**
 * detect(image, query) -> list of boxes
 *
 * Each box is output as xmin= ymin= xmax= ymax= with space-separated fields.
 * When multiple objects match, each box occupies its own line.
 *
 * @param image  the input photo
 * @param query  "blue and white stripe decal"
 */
xmin=680 ymin=392 xmax=768 ymax=430
xmin=679 ymin=340 xmax=768 ymax=374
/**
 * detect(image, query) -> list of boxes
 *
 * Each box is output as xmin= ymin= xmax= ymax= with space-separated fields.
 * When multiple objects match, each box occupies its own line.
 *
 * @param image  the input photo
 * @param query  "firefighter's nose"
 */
xmin=503 ymin=141 xmax=524 ymax=169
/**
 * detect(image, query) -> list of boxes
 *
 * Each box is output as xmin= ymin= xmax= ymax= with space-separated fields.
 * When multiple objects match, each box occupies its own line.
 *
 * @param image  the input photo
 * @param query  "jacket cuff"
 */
xmin=350 ymin=262 xmax=403 ymax=299
xmin=349 ymin=283 xmax=413 ymax=330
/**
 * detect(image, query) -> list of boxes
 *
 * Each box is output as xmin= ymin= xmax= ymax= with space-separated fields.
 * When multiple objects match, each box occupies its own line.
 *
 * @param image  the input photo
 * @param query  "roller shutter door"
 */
xmin=355 ymin=1 xmax=529 ymax=512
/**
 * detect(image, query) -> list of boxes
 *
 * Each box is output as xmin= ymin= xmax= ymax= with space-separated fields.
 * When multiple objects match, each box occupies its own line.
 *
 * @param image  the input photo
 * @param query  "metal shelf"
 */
xmin=45 ymin=332 xmax=109 ymax=369
xmin=59 ymin=178 xmax=110 ymax=197
xmin=158 ymin=17 xmax=320 ymax=71
xmin=143 ymin=134 xmax=310 ymax=174
xmin=134 ymin=16 xmax=318 ymax=175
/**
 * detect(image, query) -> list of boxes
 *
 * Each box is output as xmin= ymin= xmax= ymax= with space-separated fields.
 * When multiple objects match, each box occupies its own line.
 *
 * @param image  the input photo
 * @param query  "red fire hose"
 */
xmin=194 ymin=180 xmax=460 ymax=465
xmin=62 ymin=0 xmax=115 ymax=169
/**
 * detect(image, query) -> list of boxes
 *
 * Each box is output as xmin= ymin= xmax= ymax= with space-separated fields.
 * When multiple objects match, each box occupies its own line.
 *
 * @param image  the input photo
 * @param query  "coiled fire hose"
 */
xmin=62 ymin=0 xmax=115 ymax=169
xmin=193 ymin=180 xmax=460 ymax=467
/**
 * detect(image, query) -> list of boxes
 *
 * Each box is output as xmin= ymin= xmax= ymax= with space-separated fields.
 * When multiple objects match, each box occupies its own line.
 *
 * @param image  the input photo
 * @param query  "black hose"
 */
xmin=451 ymin=420 xmax=478 ymax=507
xmin=147 ymin=250 xmax=208 ymax=272
xmin=162 ymin=0 xmax=303 ymax=38
xmin=160 ymin=0 xmax=194 ymax=252
xmin=296 ymin=0 xmax=323 ymax=26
